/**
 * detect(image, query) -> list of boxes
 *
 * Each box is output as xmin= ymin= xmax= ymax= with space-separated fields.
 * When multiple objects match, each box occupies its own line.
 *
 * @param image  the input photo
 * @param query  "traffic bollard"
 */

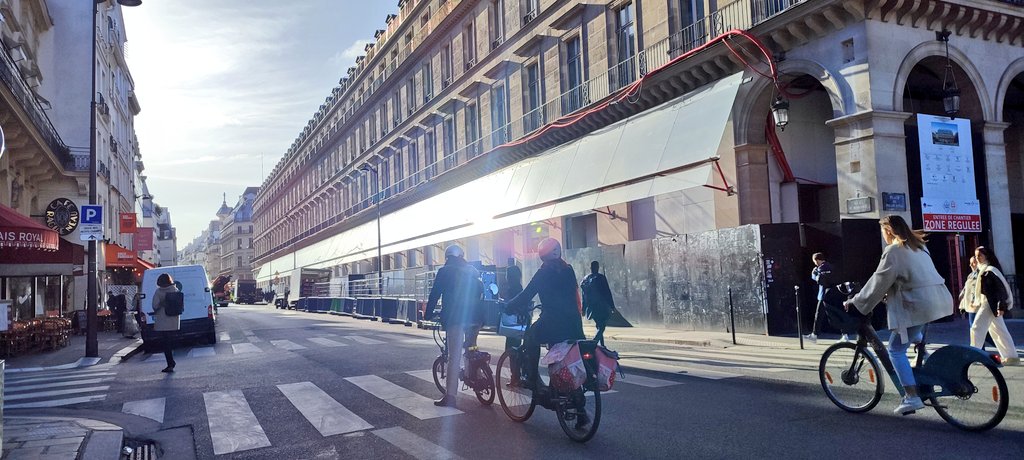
xmin=795 ymin=285 xmax=803 ymax=350
xmin=728 ymin=287 xmax=736 ymax=345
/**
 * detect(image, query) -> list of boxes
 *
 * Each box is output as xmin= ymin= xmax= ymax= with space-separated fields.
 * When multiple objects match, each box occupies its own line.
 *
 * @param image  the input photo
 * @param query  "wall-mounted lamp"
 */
xmin=936 ymin=30 xmax=960 ymax=118
xmin=772 ymin=96 xmax=790 ymax=131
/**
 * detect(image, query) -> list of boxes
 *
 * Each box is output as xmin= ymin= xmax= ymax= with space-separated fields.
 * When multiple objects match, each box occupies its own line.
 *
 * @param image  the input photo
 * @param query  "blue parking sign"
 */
xmin=81 ymin=205 xmax=102 ymax=224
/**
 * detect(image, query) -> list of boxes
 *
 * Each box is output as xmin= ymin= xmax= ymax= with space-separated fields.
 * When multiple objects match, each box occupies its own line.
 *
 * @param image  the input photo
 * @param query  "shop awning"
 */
xmin=105 ymin=243 xmax=154 ymax=270
xmin=0 ymin=237 xmax=84 ymax=276
xmin=0 ymin=202 xmax=60 ymax=251
xmin=256 ymin=73 xmax=743 ymax=280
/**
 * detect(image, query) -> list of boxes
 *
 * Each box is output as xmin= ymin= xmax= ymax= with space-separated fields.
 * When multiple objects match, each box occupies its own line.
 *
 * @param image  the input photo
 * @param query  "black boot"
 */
xmin=433 ymin=396 xmax=455 ymax=407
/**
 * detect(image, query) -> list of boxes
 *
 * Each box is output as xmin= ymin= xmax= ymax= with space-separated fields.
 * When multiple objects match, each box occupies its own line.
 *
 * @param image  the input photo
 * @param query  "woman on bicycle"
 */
xmin=506 ymin=238 xmax=585 ymax=390
xmin=844 ymin=215 xmax=952 ymax=415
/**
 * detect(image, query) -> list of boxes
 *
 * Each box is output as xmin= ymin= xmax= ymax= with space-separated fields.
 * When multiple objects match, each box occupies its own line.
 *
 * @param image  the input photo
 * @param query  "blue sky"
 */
xmin=123 ymin=1 xmax=394 ymax=249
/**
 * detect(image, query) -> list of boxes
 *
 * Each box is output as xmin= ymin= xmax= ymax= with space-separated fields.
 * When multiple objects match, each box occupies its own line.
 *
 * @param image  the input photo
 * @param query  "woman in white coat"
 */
xmin=845 ymin=215 xmax=952 ymax=416
xmin=152 ymin=273 xmax=181 ymax=373
xmin=970 ymin=246 xmax=1020 ymax=366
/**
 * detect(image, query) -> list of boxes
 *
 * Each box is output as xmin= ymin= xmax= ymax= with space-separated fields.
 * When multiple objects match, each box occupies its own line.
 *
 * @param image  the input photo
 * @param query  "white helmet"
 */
xmin=537 ymin=238 xmax=562 ymax=262
xmin=444 ymin=244 xmax=465 ymax=260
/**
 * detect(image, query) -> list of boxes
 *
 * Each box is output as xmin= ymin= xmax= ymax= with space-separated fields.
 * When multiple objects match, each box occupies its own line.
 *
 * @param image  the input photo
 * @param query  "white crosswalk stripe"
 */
xmin=203 ymin=390 xmax=272 ymax=455
xmin=188 ymin=346 xmax=216 ymax=358
xmin=3 ymin=365 xmax=116 ymax=409
xmin=373 ymin=427 xmax=462 ymax=460
xmin=307 ymin=337 xmax=348 ymax=347
xmin=232 ymin=343 xmax=262 ymax=354
xmin=122 ymin=397 xmax=166 ymax=423
xmin=277 ymin=382 xmax=373 ymax=436
xmin=270 ymin=340 xmax=307 ymax=351
xmin=345 ymin=335 xmax=386 ymax=345
xmin=344 ymin=374 xmax=462 ymax=419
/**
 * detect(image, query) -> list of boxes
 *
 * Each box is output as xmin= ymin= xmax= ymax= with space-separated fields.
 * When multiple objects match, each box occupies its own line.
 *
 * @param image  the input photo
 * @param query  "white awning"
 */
xmin=256 ymin=73 xmax=743 ymax=280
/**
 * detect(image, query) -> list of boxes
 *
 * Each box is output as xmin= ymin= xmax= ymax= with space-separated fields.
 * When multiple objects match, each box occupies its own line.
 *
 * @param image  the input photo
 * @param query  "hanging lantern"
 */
xmin=936 ymin=30 xmax=960 ymax=118
xmin=772 ymin=96 xmax=790 ymax=131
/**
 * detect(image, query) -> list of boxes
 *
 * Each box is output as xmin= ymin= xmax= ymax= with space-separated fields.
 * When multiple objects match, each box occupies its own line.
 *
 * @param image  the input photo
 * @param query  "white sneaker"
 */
xmin=804 ymin=333 xmax=817 ymax=344
xmin=839 ymin=334 xmax=851 ymax=343
xmin=894 ymin=396 xmax=925 ymax=415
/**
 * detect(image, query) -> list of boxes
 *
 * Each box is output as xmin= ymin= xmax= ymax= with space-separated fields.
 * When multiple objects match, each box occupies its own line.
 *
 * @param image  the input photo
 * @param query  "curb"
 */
xmin=114 ymin=339 xmax=145 ymax=363
xmin=3 ymin=356 xmax=103 ymax=374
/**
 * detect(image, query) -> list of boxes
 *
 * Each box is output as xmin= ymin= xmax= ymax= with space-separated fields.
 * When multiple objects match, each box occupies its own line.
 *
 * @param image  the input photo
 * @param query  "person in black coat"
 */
xmin=507 ymin=238 xmax=585 ymax=388
xmin=581 ymin=261 xmax=616 ymax=347
xmin=426 ymin=244 xmax=484 ymax=407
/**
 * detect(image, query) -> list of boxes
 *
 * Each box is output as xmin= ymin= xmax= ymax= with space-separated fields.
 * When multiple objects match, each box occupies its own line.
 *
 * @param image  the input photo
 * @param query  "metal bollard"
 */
xmin=728 ymin=287 xmax=737 ymax=345
xmin=795 ymin=285 xmax=803 ymax=350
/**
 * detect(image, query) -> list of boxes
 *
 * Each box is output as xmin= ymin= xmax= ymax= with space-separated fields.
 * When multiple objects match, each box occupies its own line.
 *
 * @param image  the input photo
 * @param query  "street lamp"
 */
xmin=936 ymin=29 xmax=960 ymax=117
xmin=87 ymin=0 xmax=142 ymax=358
xmin=771 ymin=95 xmax=790 ymax=131
xmin=359 ymin=165 xmax=383 ymax=300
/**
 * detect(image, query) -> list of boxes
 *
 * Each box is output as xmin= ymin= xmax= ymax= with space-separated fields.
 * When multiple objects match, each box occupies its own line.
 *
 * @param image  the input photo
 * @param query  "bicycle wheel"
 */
xmin=557 ymin=386 xmax=602 ymax=443
xmin=930 ymin=361 xmax=1009 ymax=432
xmin=475 ymin=365 xmax=495 ymax=405
xmin=496 ymin=350 xmax=535 ymax=422
xmin=819 ymin=342 xmax=884 ymax=413
xmin=431 ymin=355 xmax=446 ymax=395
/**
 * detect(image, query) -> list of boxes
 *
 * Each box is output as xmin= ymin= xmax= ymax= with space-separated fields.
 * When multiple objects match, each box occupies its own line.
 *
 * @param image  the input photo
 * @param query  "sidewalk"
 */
xmin=3 ymin=333 xmax=143 ymax=459
xmin=582 ymin=318 xmax=1024 ymax=350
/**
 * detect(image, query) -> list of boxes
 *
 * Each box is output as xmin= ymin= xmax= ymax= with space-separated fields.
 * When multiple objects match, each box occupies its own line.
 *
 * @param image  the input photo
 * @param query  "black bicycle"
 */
xmin=819 ymin=282 xmax=1009 ymax=432
xmin=495 ymin=305 xmax=603 ymax=443
xmin=430 ymin=326 xmax=495 ymax=405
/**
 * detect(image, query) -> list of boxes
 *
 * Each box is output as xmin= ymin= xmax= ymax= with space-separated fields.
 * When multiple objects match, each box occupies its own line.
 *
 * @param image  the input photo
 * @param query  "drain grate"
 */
xmin=122 ymin=439 xmax=158 ymax=460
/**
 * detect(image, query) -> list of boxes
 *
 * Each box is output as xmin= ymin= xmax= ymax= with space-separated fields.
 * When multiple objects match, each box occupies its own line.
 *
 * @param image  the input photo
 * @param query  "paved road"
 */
xmin=14 ymin=304 xmax=1024 ymax=459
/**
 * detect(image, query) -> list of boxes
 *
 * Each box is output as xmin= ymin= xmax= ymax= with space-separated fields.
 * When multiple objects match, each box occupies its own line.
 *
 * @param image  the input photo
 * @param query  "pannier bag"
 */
xmin=165 ymin=291 xmax=185 ymax=316
xmin=594 ymin=346 xmax=620 ymax=391
xmin=544 ymin=342 xmax=587 ymax=392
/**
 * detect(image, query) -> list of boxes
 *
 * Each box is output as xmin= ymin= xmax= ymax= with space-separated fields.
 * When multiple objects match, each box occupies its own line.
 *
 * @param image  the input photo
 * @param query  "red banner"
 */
xmin=119 ymin=213 xmax=137 ymax=234
xmin=135 ymin=227 xmax=154 ymax=251
xmin=923 ymin=213 xmax=982 ymax=232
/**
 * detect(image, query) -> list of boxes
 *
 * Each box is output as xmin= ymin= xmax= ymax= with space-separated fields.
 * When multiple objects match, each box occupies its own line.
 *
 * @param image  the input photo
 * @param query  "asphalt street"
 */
xmin=14 ymin=304 xmax=1024 ymax=459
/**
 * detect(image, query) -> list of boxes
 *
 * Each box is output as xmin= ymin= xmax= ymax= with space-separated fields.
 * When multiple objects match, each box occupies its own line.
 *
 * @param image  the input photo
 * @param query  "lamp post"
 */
xmin=87 ymin=0 xmax=141 ymax=358
xmin=360 ymin=165 xmax=383 ymax=298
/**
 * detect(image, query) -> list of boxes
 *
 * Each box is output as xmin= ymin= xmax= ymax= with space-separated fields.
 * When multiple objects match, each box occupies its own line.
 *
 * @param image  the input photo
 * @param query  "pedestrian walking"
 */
xmin=959 ymin=257 xmax=996 ymax=349
xmin=151 ymin=274 xmax=182 ymax=373
xmin=805 ymin=253 xmax=848 ymax=343
xmin=501 ymin=264 xmax=525 ymax=350
xmin=581 ymin=261 xmax=616 ymax=347
xmin=970 ymin=246 xmax=1020 ymax=366
xmin=426 ymin=244 xmax=484 ymax=407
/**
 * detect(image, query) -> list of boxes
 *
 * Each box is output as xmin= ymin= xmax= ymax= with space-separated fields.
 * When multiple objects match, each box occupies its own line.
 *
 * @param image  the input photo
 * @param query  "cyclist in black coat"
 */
xmin=507 ymin=238 xmax=585 ymax=388
xmin=426 ymin=244 xmax=483 ymax=407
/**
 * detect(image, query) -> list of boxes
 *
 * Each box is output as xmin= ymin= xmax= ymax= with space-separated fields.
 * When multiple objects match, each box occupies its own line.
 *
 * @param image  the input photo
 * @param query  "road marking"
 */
xmin=344 ymin=375 xmax=462 ymax=420
xmin=307 ymin=337 xmax=347 ymax=347
xmin=122 ymin=397 xmax=166 ymax=423
xmin=652 ymin=348 xmax=816 ymax=369
xmin=232 ymin=343 xmax=262 ymax=354
xmin=373 ymin=427 xmax=462 ymax=460
xmin=5 ymin=364 xmax=115 ymax=381
xmin=345 ymin=336 xmax=386 ymax=345
xmin=219 ymin=332 xmax=231 ymax=342
xmin=203 ymin=390 xmax=271 ymax=455
xmin=628 ymin=350 xmax=797 ymax=373
xmin=619 ymin=358 xmax=740 ymax=380
xmin=4 ymin=378 xmax=111 ymax=393
xmin=277 ymin=382 xmax=373 ymax=436
xmin=270 ymin=340 xmax=307 ymax=351
xmin=376 ymin=333 xmax=420 ymax=342
xmin=4 ymin=371 xmax=115 ymax=385
xmin=4 ymin=394 xmax=107 ymax=409
xmin=618 ymin=373 xmax=681 ymax=388
xmin=188 ymin=347 xmax=216 ymax=358
xmin=3 ymin=385 xmax=111 ymax=401
xmin=406 ymin=370 xmax=474 ymax=397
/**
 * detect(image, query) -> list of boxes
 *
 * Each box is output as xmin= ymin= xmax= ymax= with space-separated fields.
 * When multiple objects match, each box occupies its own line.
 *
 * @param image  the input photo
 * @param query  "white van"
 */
xmin=139 ymin=265 xmax=217 ymax=350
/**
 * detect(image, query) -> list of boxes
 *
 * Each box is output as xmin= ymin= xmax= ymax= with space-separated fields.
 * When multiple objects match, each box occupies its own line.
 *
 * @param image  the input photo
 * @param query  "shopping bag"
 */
xmin=547 ymin=343 xmax=587 ymax=392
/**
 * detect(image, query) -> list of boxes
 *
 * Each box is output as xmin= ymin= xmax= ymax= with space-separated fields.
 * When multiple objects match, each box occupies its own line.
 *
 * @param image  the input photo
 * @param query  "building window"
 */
xmin=393 ymin=151 xmax=404 ymax=192
xmin=465 ymin=101 xmax=480 ymax=157
xmin=392 ymin=91 xmax=402 ymax=127
xmin=491 ymin=83 xmax=509 ymax=145
xmin=615 ymin=2 xmax=638 ymax=87
xmin=422 ymin=62 xmax=434 ymax=100
xmin=443 ymin=116 xmax=456 ymax=170
xmin=408 ymin=141 xmax=420 ymax=185
xmin=381 ymin=159 xmax=392 ymax=198
xmin=237 ymin=256 xmax=243 ymax=268
xmin=524 ymin=61 xmax=542 ymax=132
xmin=521 ymin=0 xmax=539 ymax=22
xmin=490 ymin=0 xmax=505 ymax=48
xmin=406 ymin=78 xmax=417 ymax=114
xmin=562 ymin=36 xmax=585 ymax=114
xmin=379 ymin=104 xmax=388 ymax=137
xmin=463 ymin=21 xmax=476 ymax=69
xmin=425 ymin=130 xmax=437 ymax=178
xmin=441 ymin=44 xmax=454 ymax=87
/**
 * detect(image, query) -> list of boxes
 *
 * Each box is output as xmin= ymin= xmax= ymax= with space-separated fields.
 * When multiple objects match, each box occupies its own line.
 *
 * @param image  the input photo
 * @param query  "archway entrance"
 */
xmin=1003 ymin=72 xmax=1024 ymax=286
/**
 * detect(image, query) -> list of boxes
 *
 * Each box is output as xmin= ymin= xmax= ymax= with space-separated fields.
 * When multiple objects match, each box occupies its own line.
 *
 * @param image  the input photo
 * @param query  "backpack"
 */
xmin=165 ymin=291 xmax=185 ymax=316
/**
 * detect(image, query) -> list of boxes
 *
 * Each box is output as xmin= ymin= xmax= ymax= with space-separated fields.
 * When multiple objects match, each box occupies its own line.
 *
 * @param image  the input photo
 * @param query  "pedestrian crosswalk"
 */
xmin=3 ymin=364 xmax=117 ymax=409
xmin=114 ymin=368 xmax=682 ymax=456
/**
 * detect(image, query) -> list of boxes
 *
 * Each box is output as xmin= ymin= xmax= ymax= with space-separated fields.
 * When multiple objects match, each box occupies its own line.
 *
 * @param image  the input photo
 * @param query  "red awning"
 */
xmin=0 ymin=202 xmax=60 ymax=251
xmin=104 ymin=242 xmax=156 ymax=271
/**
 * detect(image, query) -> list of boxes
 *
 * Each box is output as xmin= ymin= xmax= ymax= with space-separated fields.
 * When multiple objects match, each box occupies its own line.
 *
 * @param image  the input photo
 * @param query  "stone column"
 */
xmin=982 ymin=121 xmax=1016 ymax=276
xmin=734 ymin=144 xmax=771 ymax=224
xmin=826 ymin=110 xmax=914 ymax=221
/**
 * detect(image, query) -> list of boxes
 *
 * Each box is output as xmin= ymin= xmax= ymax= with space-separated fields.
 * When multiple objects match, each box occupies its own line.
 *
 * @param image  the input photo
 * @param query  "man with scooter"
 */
xmin=426 ymin=244 xmax=484 ymax=408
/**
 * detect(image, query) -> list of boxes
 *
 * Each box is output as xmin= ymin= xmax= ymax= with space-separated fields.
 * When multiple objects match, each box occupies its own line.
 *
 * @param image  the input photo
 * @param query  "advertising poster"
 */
xmin=135 ymin=227 xmax=154 ymax=251
xmin=917 ymin=114 xmax=980 ymax=232
xmin=119 ymin=212 xmax=137 ymax=234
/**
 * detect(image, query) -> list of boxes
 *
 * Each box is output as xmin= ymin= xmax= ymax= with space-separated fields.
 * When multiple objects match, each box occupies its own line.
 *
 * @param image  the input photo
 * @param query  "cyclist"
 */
xmin=426 ymin=244 xmax=484 ymax=407
xmin=506 ymin=238 xmax=586 ymax=391
xmin=843 ymin=215 xmax=951 ymax=415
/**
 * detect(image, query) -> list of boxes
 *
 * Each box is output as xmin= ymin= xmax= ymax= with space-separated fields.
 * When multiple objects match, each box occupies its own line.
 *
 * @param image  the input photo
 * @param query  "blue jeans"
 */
xmin=888 ymin=325 xmax=924 ymax=388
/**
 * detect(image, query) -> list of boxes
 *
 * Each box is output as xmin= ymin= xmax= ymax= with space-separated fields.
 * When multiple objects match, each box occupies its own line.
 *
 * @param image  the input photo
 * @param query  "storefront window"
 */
xmin=8 ymin=277 xmax=34 ymax=321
